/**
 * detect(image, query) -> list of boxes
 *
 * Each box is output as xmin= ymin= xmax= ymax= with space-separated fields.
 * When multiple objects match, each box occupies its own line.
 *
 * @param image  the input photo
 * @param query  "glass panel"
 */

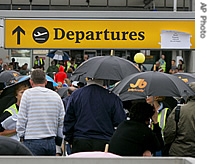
xmin=12 ymin=5 xmax=30 ymax=10
xmin=11 ymin=49 xmax=31 ymax=69
xmin=33 ymin=50 xmax=49 ymax=70
xmin=0 ymin=5 xmax=10 ymax=10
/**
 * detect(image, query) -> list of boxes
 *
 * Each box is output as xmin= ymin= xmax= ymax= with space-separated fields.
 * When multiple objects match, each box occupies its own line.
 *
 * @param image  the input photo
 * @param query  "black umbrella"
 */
xmin=0 ymin=76 xmax=55 ymax=115
xmin=70 ymin=55 xmax=140 ymax=81
xmin=0 ymin=136 xmax=33 ymax=155
xmin=57 ymin=87 xmax=69 ymax=99
xmin=111 ymin=71 xmax=195 ymax=102
xmin=70 ymin=72 xmax=87 ymax=84
xmin=172 ymin=73 xmax=195 ymax=84
xmin=0 ymin=70 xmax=20 ymax=86
xmin=0 ymin=78 xmax=31 ymax=115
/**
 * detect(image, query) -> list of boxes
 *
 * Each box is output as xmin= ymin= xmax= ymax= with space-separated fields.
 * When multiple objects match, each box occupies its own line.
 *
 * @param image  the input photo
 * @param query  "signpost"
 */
xmin=0 ymin=19 xmax=4 ymax=48
xmin=4 ymin=19 xmax=195 ymax=49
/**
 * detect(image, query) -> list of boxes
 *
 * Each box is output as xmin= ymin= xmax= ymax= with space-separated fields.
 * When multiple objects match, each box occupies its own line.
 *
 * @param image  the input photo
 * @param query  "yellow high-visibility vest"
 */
xmin=3 ymin=104 xmax=18 ymax=115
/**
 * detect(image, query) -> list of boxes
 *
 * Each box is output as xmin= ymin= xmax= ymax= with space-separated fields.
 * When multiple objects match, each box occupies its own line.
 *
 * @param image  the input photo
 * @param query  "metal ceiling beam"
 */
xmin=0 ymin=10 xmax=195 ymax=19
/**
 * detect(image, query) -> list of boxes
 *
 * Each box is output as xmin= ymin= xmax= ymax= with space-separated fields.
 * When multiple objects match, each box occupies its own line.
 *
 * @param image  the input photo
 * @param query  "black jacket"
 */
xmin=108 ymin=120 xmax=164 ymax=156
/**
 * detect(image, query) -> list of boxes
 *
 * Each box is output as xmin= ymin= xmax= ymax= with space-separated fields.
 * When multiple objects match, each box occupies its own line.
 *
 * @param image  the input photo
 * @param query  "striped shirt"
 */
xmin=16 ymin=86 xmax=65 ymax=140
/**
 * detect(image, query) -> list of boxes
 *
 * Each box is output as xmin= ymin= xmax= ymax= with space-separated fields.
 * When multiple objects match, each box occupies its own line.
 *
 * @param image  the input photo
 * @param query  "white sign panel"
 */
xmin=159 ymin=30 xmax=192 ymax=49
xmin=0 ymin=18 xmax=4 ymax=48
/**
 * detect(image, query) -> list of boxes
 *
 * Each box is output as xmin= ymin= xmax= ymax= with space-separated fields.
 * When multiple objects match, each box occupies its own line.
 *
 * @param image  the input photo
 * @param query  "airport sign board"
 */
xmin=4 ymin=19 xmax=195 ymax=49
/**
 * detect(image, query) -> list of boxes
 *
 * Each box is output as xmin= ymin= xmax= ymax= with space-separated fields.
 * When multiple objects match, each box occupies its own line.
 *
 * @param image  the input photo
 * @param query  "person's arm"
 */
xmin=63 ymin=96 xmax=76 ymax=144
xmin=16 ymin=92 xmax=28 ymax=140
xmin=0 ymin=129 xmax=16 ymax=136
xmin=151 ymin=109 xmax=164 ymax=149
xmin=54 ymin=74 xmax=57 ymax=82
xmin=56 ymin=98 xmax=65 ymax=152
xmin=0 ymin=112 xmax=11 ymax=132
xmin=152 ymin=123 xmax=164 ymax=149
xmin=163 ymin=109 xmax=176 ymax=144
xmin=112 ymin=96 xmax=126 ymax=127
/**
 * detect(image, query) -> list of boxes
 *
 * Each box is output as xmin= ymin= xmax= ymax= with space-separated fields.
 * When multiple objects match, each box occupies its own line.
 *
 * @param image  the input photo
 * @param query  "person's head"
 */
xmin=51 ymin=60 xmax=56 ymax=66
xmin=22 ymin=63 xmax=28 ymax=70
xmin=2 ymin=63 xmax=9 ymax=70
xmin=67 ymin=86 xmax=77 ymax=95
xmin=171 ymin=59 xmax=176 ymax=65
xmin=56 ymin=82 xmax=63 ymax=90
xmin=83 ymin=54 xmax=89 ymax=61
xmin=129 ymin=101 xmax=155 ymax=124
xmin=30 ymin=69 xmax=47 ymax=87
xmin=12 ymin=58 xmax=15 ymax=62
xmin=179 ymin=59 xmax=184 ymax=64
xmin=86 ymin=78 xmax=103 ymax=87
xmin=35 ymin=56 xmax=39 ymax=60
xmin=146 ymin=96 xmax=165 ymax=105
xmin=161 ymin=54 xmax=165 ymax=60
xmin=15 ymin=83 xmax=29 ymax=105
xmin=77 ymin=82 xmax=85 ymax=88
xmin=70 ymin=58 xmax=75 ymax=64
xmin=67 ymin=67 xmax=73 ymax=73
xmin=58 ymin=60 xmax=64 ymax=65
xmin=64 ymin=78 xmax=71 ymax=86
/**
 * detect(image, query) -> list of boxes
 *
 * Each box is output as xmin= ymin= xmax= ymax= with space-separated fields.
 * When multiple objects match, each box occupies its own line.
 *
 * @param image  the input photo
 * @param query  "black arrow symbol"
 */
xmin=12 ymin=26 xmax=25 ymax=45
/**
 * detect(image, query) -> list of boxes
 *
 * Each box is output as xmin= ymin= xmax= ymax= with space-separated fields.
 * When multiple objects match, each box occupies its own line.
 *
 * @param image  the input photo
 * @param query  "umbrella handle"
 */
xmin=104 ymin=144 xmax=109 ymax=152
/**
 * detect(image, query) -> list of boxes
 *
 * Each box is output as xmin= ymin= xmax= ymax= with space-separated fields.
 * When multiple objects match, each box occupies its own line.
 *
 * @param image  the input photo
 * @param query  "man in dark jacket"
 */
xmin=63 ymin=78 xmax=126 ymax=154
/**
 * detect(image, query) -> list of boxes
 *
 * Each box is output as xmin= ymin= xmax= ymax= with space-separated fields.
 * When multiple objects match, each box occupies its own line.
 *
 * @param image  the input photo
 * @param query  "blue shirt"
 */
xmin=63 ymin=84 xmax=126 ymax=144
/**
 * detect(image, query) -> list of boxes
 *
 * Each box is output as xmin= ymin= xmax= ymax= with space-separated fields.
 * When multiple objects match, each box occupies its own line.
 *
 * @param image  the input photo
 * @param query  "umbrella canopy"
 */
xmin=111 ymin=71 xmax=195 ymax=102
xmin=172 ymin=73 xmax=195 ymax=84
xmin=0 ymin=78 xmax=31 ymax=115
xmin=70 ymin=55 xmax=140 ymax=81
xmin=0 ymin=70 xmax=20 ymax=86
xmin=57 ymin=87 xmax=69 ymax=98
xmin=18 ymin=75 xmax=58 ymax=87
xmin=46 ymin=50 xmax=70 ymax=61
xmin=0 ymin=136 xmax=33 ymax=155
xmin=70 ymin=73 xmax=87 ymax=84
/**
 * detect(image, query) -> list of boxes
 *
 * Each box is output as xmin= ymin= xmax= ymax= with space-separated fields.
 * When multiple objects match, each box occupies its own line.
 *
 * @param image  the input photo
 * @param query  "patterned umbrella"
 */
xmin=46 ymin=50 xmax=70 ymax=61
xmin=172 ymin=73 xmax=195 ymax=84
xmin=0 ymin=70 xmax=20 ymax=86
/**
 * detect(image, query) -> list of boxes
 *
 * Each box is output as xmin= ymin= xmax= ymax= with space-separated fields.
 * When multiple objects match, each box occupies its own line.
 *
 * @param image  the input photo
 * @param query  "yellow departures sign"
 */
xmin=4 ymin=19 xmax=195 ymax=49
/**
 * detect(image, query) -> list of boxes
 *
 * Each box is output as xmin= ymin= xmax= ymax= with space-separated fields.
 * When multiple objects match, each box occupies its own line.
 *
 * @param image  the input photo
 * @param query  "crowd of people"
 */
xmin=0 ymin=54 xmax=194 ymax=158
xmin=0 ymin=57 xmax=30 ymax=75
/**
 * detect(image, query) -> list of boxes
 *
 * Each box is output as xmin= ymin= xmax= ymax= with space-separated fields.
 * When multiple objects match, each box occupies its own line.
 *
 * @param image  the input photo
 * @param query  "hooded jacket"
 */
xmin=54 ymin=66 xmax=67 ymax=84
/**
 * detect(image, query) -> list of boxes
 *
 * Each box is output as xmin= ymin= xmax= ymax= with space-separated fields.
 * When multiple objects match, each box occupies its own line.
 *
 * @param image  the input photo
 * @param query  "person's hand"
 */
xmin=143 ymin=150 xmax=152 ymax=157
xmin=56 ymin=153 xmax=62 ymax=156
xmin=20 ymin=137 xmax=24 ymax=143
